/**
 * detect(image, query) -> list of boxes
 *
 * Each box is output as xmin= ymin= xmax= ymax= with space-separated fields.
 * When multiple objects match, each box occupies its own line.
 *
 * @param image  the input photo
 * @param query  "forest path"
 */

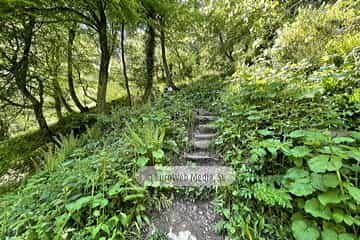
xmin=146 ymin=108 xmax=223 ymax=240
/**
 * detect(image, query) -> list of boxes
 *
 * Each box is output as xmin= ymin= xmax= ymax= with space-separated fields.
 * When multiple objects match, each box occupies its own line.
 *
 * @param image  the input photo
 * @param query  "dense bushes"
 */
xmin=272 ymin=0 xmax=360 ymax=66
xmin=213 ymin=62 xmax=360 ymax=239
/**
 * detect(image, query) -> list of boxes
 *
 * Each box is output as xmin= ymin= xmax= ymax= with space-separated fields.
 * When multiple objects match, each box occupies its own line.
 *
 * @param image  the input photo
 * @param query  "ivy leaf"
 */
xmin=308 ymin=155 xmax=330 ymax=173
xmin=289 ymin=181 xmax=315 ymax=197
xmin=283 ymin=168 xmax=316 ymax=196
xmin=323 ymin=174 xmax=339 ymax=188
xmin=287 ymin=146 xmax=311 ymax=158
xmin=332 ymin=208 xmax=345 ymax=223
xmin=322 ymin=228 xmax=338 ymax=240
xmin=304 ymin=198 xmax=332 ymax=220
xmin=284 ymin=168 xmax=309 ymax=179
xmin=136 ymin=156 xmax=149 ymax=167
xmin=308 ymin=155 xmax=342 ymax=173
xmin=291 ymin=219 xmax=320 ymax=240
xmin=318 ymin=190 xmax=348 ymax=205
xmin=328 ymin=156 xmax=342 ymax=171
xmin=344 ymin=183 xmax=360 ymax=203
xmin=311 ymin=173 xmax=326 ymax=191
xmin=152 ymin=149 xmax=165 ymax=160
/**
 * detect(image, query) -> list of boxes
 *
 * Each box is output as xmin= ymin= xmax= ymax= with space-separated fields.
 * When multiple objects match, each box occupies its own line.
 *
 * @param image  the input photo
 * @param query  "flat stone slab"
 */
xmin=193 ymin=133 xmax=216 ymax=140
xmin=146 ymin=200 xmax=222 ymax=240
xmin=198 ymin=124 xmax=217 ymax=134
xmin=195 ymin=109 xmax=217 ymax=116
xmin=195 ymin=115 xmax=217 ymax=123
xmin=184 ymin=152 xmax=217 ymax=161
xmin=193 ymin=139 xmax=211 ymax=150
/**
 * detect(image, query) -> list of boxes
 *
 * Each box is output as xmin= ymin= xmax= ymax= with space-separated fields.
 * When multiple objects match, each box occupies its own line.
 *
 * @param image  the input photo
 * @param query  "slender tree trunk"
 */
xmin=14 ymin=17 xmax=52 ymax=139
xmin=77 ymin=67 xmax=97 ymax=103
xmin=52 ymin=76 xmax=63 ymax=120
xmin=96 ymin=4 xmax=111 ymax=113
xmin=54 ymin=94 xmax=62 ymax=120
xmin=121 ymin=22 xmax=132 ymax=107
xmin=143 ymin=8 xmax=156 ymax=102
xmin=67 ymin=28 xmax=87 ymax=112
xmin=160 ymin=17 xmax=176 ymax=89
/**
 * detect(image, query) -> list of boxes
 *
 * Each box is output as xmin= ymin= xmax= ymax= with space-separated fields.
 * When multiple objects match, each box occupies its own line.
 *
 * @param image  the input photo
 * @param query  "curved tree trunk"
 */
xmin=160 ymin=17 xmax=176 ymax=89
xmin=121 ymin=22 xmax=132 ymax=107
xmin=143 ymin=7 xmax=156 ymax=102
xmin=14 ymin=17 xmax=52 ymax=139
xmin=67 ymin=28 xmax=87 ymax=112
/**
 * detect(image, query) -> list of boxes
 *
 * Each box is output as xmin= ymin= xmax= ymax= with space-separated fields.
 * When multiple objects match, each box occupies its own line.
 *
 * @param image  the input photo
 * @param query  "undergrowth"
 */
xmin=214 ymin=61 xmax=360 ymax=239
xmin=0 ymin=75 xmax=224 ymax=239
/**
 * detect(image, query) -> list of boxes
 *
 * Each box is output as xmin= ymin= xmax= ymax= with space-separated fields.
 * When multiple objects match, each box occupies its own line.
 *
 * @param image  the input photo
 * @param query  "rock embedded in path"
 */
xmin=198 ymin=124 xmax=217 ymax=134
xmin=193 ymin=139 xmax=211 ymax=150
xmin=193 ymin=133 xmax=216 ymax=140
xmin=195 ymin=115 xmax=218 ymax=123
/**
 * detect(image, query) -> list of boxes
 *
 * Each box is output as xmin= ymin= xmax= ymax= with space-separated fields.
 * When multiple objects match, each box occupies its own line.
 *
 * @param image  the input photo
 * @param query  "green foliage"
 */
xmin=148 ymin=229 xmax=168 ymax=240
xmin=44 ymin=132 xmax=81 ymax=172
xmin=214 ymin=59 xmax=360 ymax=239
xmin=253 ymin=183 xmax=292 ymax=208
xmin=0 ymin=113 xmax=96 ymax=177
xmin=272 ymin=1 xmax=360 ymax=65
xmin=124 ymin=121 xmax=167 ymax=167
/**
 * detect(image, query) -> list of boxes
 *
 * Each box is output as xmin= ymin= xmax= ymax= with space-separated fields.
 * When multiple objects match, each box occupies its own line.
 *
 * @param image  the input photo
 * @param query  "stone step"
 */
xmin=192 ymin=139 xmax=211 ymax=150
xmin=184 ymin=151 xmax=217 ymax=161
xmin=195 ymin=115 xmax=218 ymax=123
xmin=193 ymin=133 xmax=216 ymax=140
xmin=195 ymin=108 xmax=217 ymax=116
xmin=198 ymin=124 xmax=217 ymax=134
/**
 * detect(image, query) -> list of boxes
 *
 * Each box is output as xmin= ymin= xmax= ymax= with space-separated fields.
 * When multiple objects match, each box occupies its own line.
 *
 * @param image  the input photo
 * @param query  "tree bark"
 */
xmin=67 ymin=28 xmax=87 ymax=112
xmin=160 ymin=17 xmax=176 ymax=89
xmin=143 ymin=8 xmax=156 ymax=102
xmin=14 ymin=17 xmax=52 ymax=138
xmin=96 ymin=2 xmax=111 ymax=113
xmin=54 ymin=94 xmax=62 ymax=120
xmin=121 ymin=22 xmax=132 ymax=107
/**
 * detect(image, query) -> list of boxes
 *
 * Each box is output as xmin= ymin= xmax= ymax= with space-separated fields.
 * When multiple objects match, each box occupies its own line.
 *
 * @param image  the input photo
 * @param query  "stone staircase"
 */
xmin=146 ymin=108 xmax=223 ymax=240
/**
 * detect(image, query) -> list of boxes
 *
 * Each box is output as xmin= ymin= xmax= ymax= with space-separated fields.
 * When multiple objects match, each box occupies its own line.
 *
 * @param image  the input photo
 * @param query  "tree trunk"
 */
xmin=52 ymin=77 xmax=63 ymax=120
xmin=96 ymin=4 xmax=111 ymax=113
xmin=143 ymin=8 xmax=156 ymax=102
xmin=54 ymin=94 xmax=62 ymax=120
xmin=14 ymin=17 xmax=52 ymax=139
xmin=121 ymin=22 xmax=132 ymax=107
xmin=67 ymin=28 xmax=87 ymax=112
xmin=55 ymin=78 xmax=75 ymax=114
xmin=160 ymin=17 xmax=176 ymax=89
